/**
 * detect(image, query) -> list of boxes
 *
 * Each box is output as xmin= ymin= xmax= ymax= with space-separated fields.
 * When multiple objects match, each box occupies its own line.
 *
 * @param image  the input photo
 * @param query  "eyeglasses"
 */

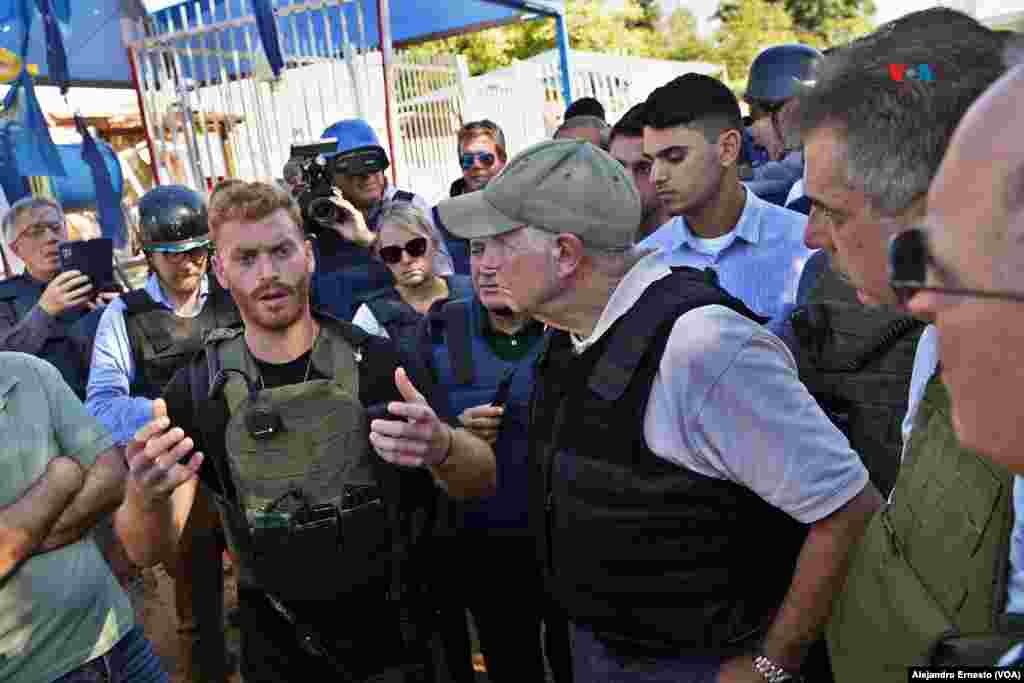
xmin=460 ymin=152 xmax=497 ymax=170
xmin=379 ymin=237 xmax=428 ymax=265
xmin=14 ymin=221 xmax=65 ymax=243
xmin=161 ymin=246 xmax=210 ymax=262
xmin=888 ymin=228 xmax=1024 ymax=304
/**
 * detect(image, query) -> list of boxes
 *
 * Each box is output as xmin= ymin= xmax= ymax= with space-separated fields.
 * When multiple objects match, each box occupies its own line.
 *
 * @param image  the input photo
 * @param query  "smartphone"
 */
xmin=58 ymin=238 xmax=117 ymax=292
xmin=491 ymin=370 xmax=516 ymax=407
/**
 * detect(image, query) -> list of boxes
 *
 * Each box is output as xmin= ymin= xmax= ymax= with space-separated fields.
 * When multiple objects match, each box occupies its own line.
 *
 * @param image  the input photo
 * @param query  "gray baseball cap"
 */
xmin=436 ymin=139 xmax=641 ymax=249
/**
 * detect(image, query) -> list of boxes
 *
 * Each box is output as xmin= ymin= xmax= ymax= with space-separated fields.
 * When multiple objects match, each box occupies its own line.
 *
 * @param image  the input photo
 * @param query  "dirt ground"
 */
xmin=129 ymin=562 xmax=242 ymax=683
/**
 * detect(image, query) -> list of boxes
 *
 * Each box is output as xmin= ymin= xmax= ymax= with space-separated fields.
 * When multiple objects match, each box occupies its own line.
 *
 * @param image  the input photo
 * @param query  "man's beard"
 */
xmin=237 ymin=275 xmax=311 ymax=331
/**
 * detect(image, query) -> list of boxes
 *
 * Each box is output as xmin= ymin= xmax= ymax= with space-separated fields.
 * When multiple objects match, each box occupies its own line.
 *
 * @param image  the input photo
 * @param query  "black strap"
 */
xmin=392 ymin=190 xmax=415 ymax=204
xmin=442 ymin=299 xmax=475 ymax=385
xmin=589 ymin=267 xmax=764 ymax=402
xmin=121 ymin=289 xmax=160 ymax=315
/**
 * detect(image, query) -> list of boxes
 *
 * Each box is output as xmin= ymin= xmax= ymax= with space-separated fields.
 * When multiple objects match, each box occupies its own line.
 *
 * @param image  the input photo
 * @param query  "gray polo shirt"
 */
xmin=0 ymin=353 xmax=131 ymax=682
xmin=572 ymin=253 xmax=869 ymax=524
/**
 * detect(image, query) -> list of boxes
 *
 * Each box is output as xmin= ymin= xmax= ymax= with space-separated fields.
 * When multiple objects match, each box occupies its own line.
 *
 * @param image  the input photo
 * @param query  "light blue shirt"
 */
xmin=900 ymin=325 xmax=1024 ymax=614
xmin=638 ymin=186 xmax=812 ymax=321
xmin=86 ymin=272 xmax=210 ymax=445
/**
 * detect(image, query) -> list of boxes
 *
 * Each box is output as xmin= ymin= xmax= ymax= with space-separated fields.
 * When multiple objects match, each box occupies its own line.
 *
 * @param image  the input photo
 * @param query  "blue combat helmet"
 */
xmin=321 ymin=119 xmax=389 ymax=176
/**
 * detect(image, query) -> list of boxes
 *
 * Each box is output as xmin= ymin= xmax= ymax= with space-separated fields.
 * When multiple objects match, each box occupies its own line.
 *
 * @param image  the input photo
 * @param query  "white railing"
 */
xmin=126 ymin=3 xmax=724 ymax=206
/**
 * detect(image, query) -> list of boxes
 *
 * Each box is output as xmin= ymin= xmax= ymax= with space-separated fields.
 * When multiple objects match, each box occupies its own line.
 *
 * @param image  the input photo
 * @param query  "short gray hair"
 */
xmin=521 ymin=226 xmax=651 ymax=277
xmin=375 ymin=202 xmax=436 ymax=243
xmin=799 ymin=8 xmax=1005 ymax=216
xmin=2 ymin=196 xmax=63 ymax=243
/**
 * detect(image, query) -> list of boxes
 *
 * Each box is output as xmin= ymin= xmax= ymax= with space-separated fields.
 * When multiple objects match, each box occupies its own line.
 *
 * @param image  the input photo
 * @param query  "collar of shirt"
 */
xmin=476 ymin=298 xmax=544 ymax=359
xmin=638 ymin=186 xmax=766 ymax=258
xmin=145 ymin=271 xmax=210 ymax=312
xmin=570 ymin=252 xmax=673 ymax=355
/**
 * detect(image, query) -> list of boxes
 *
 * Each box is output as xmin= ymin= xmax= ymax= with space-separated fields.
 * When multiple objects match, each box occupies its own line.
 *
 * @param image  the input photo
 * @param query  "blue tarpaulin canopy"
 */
xmin=0 ymin=0 xmax=147 ymax=89
xmin=146 ymin=0 xmax=570 ymax=101
xmin=0 ymin=0 xmax=568 ymax=92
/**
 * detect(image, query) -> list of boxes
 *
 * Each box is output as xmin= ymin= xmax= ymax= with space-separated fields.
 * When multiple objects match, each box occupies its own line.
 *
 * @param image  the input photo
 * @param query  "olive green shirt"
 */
xmin=0 ymin=353 xmax=132 ymax=683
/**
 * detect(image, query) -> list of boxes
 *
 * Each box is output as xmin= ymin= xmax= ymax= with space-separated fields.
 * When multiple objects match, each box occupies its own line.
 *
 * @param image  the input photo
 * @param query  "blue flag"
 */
xmin=252 ymin=0 xmax=284 ymax=78
xmin=0 ymin=68 xmax=66 ymax=178
xmin=75 ymin=114 xmax=126 ymax=248
xmin=35 ymin=0 xmax=70 ymax=94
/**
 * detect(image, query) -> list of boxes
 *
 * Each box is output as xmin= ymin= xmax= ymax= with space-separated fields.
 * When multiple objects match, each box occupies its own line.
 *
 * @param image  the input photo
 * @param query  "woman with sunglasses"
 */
xmin=352 ymin=203 xmax=471 ymax=349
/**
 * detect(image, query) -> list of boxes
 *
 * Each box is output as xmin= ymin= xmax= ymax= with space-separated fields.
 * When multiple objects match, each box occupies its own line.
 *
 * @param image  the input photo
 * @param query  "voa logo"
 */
xmin=889 ymin=63 xmax=938 ymax=82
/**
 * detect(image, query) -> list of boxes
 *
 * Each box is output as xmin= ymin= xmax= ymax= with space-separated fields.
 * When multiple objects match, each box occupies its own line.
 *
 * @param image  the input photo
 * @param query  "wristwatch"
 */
xmin=752 ymin=653 xmax=798 ymax=682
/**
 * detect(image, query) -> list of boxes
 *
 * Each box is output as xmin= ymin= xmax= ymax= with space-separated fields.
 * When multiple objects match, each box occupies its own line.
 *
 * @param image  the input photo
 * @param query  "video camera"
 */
xmin=289 ymin=140 xmax=348 ymax=235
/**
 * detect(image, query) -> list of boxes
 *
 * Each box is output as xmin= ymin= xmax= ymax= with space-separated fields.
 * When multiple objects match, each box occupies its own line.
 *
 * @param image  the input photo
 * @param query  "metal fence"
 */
xmin=124 ymin=3 xmax=723 ymax=206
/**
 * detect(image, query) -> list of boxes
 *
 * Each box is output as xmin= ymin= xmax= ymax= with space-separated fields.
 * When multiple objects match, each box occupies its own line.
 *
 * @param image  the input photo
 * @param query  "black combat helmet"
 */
xmin=138 ymin=185 xmax=211 ymax=253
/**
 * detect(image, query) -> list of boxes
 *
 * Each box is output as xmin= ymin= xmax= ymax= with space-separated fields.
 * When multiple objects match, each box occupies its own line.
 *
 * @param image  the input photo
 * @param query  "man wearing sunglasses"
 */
xmin=86 ymin=185 xmax=241 ymax=683
xmin=436 ymin=120 xmax=509 ymax=275
xmin=743 ymin=44 xmax=821 ymax=210
xmin=317 ymin=119 xmax=453 ymax=279
xmin=795 ymin=10 xmax=1017 ymax=679
xmin=897 ymin=52 xmax=1024 ymax=654
xmin=0 ymin=197 xmax=119 ymax=399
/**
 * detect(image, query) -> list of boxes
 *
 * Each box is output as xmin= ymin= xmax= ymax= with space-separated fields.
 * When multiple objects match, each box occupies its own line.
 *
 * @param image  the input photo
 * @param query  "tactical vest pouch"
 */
xmin=218 ymin=342 xmax=388 ymax=603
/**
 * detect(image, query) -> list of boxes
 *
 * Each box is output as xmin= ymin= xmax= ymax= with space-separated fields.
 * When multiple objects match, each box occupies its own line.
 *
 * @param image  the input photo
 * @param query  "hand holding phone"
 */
xmin=58 ymin=238 xmax=117 ymax=293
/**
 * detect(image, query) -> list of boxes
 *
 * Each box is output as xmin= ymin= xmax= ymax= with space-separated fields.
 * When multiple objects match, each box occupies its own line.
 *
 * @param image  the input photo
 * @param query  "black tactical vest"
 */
xmin=791 ymin=264 xmax=925 ymax=498
xmin=529 ymin=267 xmax=808 ymax=653
xmin=361 ymin=274 xmax=471 ymax=353
xmin=123 ymin=276 xmax=240 ymax=398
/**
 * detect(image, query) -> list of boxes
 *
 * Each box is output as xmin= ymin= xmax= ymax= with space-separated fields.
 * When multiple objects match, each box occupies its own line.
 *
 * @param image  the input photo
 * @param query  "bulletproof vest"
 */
xmin=362 ymin=274 xmax=471 ymax=357
xmin=828 ymin=376 xmax=1016 ymax=681
xmin=791 ymin=264 xmax=925 ymax=498
xmin=123 ymin=277 xmax=240 ymax=398
xmin=0 ymin=274 xmax=90 ymax=399
xmin=202 ymin=320 xmax=391 ymax=604
xmin=530 ymin=267 xmax=808 ymax=652
xmin=428 ymin=297 xmax=542 ymax=532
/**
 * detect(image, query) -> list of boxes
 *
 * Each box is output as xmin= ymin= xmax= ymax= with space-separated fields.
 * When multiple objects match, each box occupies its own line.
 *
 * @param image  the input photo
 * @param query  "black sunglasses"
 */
xmin=379 ymin=237 xmax=428 ymax=265
xmin=460 ymin=151 xmax=496 ymax=170
xmin=888 ymin=228 xmax=1024 ymax=304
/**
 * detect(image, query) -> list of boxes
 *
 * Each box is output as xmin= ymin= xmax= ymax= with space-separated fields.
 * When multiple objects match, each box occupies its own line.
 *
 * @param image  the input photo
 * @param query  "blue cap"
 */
xmin=321 ymin=119 xmax=389 ymax=175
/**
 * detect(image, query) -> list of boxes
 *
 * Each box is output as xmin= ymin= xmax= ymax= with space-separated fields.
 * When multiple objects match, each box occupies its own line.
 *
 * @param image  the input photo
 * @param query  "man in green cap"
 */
xmin=436 ymin=138 xmax=881 ymax=683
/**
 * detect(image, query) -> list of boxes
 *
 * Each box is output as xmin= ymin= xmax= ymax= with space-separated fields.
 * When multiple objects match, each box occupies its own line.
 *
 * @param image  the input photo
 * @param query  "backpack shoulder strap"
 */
xmin=204 ymin=327 xmax=250 ymax=414
xmin=121 ymin=289 xmax=160 ymax=316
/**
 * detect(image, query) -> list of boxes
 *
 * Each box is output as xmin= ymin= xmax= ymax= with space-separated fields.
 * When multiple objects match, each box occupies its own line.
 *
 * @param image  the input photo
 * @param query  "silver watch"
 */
xmin=752 ymin=654 xmax=796 ymax=682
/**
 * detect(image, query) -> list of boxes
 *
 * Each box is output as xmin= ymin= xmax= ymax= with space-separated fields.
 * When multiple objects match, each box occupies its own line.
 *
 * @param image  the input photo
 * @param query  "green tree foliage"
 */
xmin=714 ymin=0 xmax=801 ymax=80
xmin=407 ymin=0 xmax=870 ymax=84
xmin=783 ymin=0 xmax=875 ymax=38
xmin=661 ymin=8 xmax=717 ymax=62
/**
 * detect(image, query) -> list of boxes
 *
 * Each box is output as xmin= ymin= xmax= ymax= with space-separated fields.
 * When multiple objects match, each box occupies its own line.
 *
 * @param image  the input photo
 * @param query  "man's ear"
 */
xmin=554 ymin=233 xmax=586 ymax=280
xmin=719 ymin=129 xmax=742 ymax=168
xmin=211 ymin=252 xmax=229 ymax=290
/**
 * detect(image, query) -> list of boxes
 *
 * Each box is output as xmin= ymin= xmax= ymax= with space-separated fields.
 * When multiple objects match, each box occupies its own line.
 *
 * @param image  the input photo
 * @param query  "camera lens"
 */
xmin=307 ymin=197 xmax=338 ymax=228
